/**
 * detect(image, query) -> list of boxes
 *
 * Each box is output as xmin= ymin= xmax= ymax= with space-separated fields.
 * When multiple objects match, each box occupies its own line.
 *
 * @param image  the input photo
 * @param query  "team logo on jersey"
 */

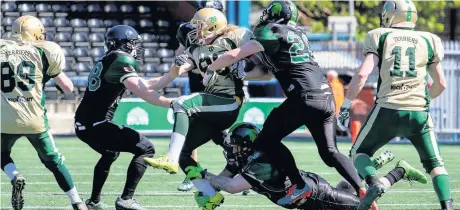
xmin=208 ymin=46 xmax=214 ymax=52
xmin=126 ymin=107 xmax=149 ymax=126
xmin=124 ymin=66 xmax=135 ymax=72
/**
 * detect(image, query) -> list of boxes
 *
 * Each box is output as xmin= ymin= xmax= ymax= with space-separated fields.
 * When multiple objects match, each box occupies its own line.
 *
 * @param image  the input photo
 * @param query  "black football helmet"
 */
xmin=196 ymin=0 xmax=224 ymax=12
xmin=176 ymin=23 xmax=195 ymax=48
xmin=105 ymin=25 xmax=143 ymax=60
xmin=223 ymin=122 xmax=261 ymax=167
xmin=260 ymin=0 xmax=299 ymax=25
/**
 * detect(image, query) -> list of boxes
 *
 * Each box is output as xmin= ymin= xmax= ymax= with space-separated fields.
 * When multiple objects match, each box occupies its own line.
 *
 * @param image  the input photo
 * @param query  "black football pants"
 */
xmin=252 ymin=91 xmax=363 ymax=193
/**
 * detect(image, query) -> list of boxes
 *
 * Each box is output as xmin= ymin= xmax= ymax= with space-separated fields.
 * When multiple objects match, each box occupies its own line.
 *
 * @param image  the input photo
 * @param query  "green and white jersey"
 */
xmin=1 ymin=38 xmax=64 ymax=134
xmin=364 ymin=27 xmax=444 ymax=111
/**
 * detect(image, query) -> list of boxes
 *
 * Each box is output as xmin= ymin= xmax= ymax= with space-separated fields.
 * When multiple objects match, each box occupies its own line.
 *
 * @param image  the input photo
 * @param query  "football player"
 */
xmin=1 ymin=16 xmax=86 ymax=210
xmin=192 ymin=123 xmax=427 ymax=210
xmin=143 ymin=8 xmax=253 ymax=209
xmin=201 ymin=0 xmax=369 ymax=207
xmin=174 ymin=0 xmax=228 ymax=193
xmin=74 ymin=25 xmax=172 ymax=210
xmin=336 ymin=1 xmax=454 ymax=209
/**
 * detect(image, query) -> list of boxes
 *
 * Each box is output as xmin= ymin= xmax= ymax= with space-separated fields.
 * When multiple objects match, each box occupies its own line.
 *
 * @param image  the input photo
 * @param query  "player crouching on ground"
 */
xmin=188 ymin=123 xmax=428 ymax=210
xmin=336 ymin=0 xmax=454 ymax=210
xmin=1 ymin=16 xmax=87 ymax=210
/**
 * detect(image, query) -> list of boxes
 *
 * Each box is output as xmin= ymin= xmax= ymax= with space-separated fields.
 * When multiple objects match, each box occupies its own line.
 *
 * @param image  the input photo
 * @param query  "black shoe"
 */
xmin=441 ymin=199 xmax=454 ymax=210
xmin=11 ymin=174 xmax=26 ymax=210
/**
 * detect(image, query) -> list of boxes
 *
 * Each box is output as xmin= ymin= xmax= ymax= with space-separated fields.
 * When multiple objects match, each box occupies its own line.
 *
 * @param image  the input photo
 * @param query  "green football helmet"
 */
xmin=260 ymin=0 xmax=299 ymax=25
xmin=223 ymin=122 xmax=261 ymax=167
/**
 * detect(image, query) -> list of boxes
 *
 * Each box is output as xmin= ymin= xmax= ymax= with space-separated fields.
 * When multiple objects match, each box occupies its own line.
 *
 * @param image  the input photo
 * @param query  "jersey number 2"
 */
xmin=88 ymin=62 xmax=103 ymax=91
xmin=287 ymin=31 xmax=310 ymax=63
xmin=390 ymin=46 xmax=416 ymax=78
xmin=1 ymin=61 xmax=36 ymax=93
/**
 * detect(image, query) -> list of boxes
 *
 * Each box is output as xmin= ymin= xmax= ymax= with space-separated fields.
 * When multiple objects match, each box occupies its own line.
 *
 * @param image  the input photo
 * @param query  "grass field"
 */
xmin=0 ymin=138 xmax=459 ymax=210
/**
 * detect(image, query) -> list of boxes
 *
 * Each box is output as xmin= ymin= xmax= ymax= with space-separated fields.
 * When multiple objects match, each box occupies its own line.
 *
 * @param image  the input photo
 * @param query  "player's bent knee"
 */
xmin=137 ymin=136 xmax=155 ymax=157
xmin=40 ymin=153 xmax=65 ymax=171
xmin=171 ymin=100 xmax=186 ymax=114
xmin=351 ymin=153 xmax=369 ymax=164
xmin=430 ymin=166 xmax=448 ymax=177
xmin=422 ymin=157 xmax=445 ymax=174
xmin=0 ymin=152 xmax=14 ymax=169
xmin=319 ymin=148 xmax=340 ymax=167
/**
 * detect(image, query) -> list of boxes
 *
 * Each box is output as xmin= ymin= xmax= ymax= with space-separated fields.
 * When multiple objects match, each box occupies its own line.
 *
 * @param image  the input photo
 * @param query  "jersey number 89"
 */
xmin=1 ymin=61 xmax=36 ymax=93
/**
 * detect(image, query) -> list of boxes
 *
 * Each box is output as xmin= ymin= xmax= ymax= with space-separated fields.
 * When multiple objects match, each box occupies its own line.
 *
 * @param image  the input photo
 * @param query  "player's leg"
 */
xmin=408 ymin=112 xmax=454 ymax=210
xmin=251 ymin=97 xmax=308 ymax=206
xmin=106 ymin=124 xmax=154 ymax=210
xmin=304 ymin=93 xmax=363 ymax=195
xmin=179 ymin=118 xmax=225 ymax=209
xmin=75 ymin=124 xmax=119 ymax=209
xmin=26 ymin=131 xmax=85 ymax=209
xmin=1 ymin=133 xmax=26 ymax=210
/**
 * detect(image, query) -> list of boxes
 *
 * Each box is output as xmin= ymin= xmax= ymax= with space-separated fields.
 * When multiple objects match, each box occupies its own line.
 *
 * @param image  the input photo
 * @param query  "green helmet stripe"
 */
xmin=406 ymin=0 xmax=413 ymax=22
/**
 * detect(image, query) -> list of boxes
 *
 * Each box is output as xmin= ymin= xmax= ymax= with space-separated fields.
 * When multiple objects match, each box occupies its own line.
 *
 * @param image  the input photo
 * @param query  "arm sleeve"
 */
xmin=363 ymin=30 xmax=379 ymax=57
xmin=105 ymin=55 xmax=140 ymax=84
xmin=431 ymin=34 xmax=444 ymax=63
xmin=253 ymin=24 xmax=280 ymax=55
xmin=46 ymin=45 xmax=65 ymax=78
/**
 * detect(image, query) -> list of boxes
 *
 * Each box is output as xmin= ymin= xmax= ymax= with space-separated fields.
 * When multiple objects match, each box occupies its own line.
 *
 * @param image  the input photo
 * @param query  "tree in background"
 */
xmin=253 ymin=0 xmax=459 ymax=40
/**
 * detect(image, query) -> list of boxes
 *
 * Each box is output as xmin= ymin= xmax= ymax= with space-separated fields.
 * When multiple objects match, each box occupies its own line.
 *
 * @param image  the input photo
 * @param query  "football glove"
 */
xmin=229 ymin=59 xmax=247 ymax=80
xmin=185 ymin=163 xmax=205 ymax=180
xmin=174 ymin=53 xmax=189 ymax=67
xmin=337 ymin=98 xmax=352 ymax=131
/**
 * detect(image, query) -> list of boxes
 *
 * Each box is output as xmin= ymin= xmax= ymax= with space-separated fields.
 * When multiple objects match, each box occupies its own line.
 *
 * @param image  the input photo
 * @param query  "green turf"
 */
xmin=0 ymin=138 xmax=458 ymax=210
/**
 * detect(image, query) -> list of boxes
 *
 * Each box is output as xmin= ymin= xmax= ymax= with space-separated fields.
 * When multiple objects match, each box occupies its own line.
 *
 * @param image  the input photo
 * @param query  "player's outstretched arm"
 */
xmin=123 ymin=77 xmax=172 ymax=108
xmin=151 ymin=56 xmax=195 ymax=90
xmin=54 ymin=72 xmax=74 ymax=93
xmin=345 ymin=53 xmax=379 ymax=100
xmin=204 ymin=172 xmax=252 ymax=194
xmin=208 ymin=41 xmax=263 ymax=71
xmin=428 ymin=62 xmax=447 ymax=99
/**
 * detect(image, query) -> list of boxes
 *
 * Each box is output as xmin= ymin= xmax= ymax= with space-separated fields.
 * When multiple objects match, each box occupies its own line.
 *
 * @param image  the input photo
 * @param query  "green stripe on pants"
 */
xmin=172 ymin=92 xmax=240 ymax=116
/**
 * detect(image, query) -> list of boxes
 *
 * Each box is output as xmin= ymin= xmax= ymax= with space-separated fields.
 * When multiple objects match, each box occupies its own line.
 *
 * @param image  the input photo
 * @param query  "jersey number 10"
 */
xmin=1 ymin=61 xmax=36 ymax=93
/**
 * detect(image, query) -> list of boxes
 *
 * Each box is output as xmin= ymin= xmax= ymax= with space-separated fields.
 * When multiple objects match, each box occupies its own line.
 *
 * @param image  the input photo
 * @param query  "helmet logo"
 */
xmin=270 ymin=2 xmax=283 ymax=16
xmin=210 ymin=16 xmax=217 ymax=24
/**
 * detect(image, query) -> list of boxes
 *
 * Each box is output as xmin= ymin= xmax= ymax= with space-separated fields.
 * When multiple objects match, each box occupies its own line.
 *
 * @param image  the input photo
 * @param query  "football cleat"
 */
xmin=177 ymin=178 xmax=194 ymax=192
xmin=194 ymin=191 xmax=224 ymax=210
xmin=11 ymin=174 xmax=26 ymax=210
xmin=277 ymin=184 xmax=312 ymax=206
xmin=115 ymin=197 xmax=147 ymax=210
xmin=143 ymin=156 xmax=179 ymax=174
xmin=358 ymin=177 xmax=384 ymax=210
xmin=85 ymin=199 xmax=109 ymax=210
xmin=372 ymin=150 xmax=395 ymax=170
xmin=396 ymin=160 xmax=428 ymax=184
xmin=72 ymin=202 xmax=88 ymax=210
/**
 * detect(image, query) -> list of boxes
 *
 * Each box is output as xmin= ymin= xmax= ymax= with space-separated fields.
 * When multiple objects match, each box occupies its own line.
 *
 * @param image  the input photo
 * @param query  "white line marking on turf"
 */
xmin=2 ymin=172 xmax=340 ymax=176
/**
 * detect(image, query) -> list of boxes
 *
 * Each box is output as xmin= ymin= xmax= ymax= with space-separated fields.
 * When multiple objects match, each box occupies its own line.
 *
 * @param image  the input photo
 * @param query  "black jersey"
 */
xmin=75 ymin=51 xmax=139 ymax=124
xmin=252 ymin=22 xmax=329 ymax=97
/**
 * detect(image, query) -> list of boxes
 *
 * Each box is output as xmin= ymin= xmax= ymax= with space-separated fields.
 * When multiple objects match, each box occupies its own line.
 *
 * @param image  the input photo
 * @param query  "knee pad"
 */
xmin=1 ymin=152 xmax=13 ymax=169
xmin=422 ymin=157 xmax=445 ymax=174
xmin=101 ymin=151 xmax=120 ymax=163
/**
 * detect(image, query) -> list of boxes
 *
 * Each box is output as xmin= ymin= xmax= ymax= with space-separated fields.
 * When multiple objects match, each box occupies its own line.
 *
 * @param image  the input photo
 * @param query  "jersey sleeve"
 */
xmin=430 ymin=34 xmax=444 ymax=63
xmin=232 ymin=28 xmax=255 ymax=47
xmin=252 ymin=23 xmax=280 ymax=55
xmin=105 ymin=55 xmax=139 ymax=84
xmin=363 ymin=29 xmax=380 ymax=57
xmin=43 ymin=41 xmax=65 ymax=78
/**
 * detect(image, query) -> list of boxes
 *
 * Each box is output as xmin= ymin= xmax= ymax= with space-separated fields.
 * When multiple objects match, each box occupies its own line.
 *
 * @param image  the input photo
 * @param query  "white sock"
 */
xmin=4 ymin=163 xmax=19 ymax=180
xmin=65 ymin=187 xmax=82 ymax=204
xmin=191 ymin=179 xmax=216 ymax=197
xmin=379 ymin=177 xmax=392 ymax=189
xmin=166 ymin=133 xmax=185 ymax=163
